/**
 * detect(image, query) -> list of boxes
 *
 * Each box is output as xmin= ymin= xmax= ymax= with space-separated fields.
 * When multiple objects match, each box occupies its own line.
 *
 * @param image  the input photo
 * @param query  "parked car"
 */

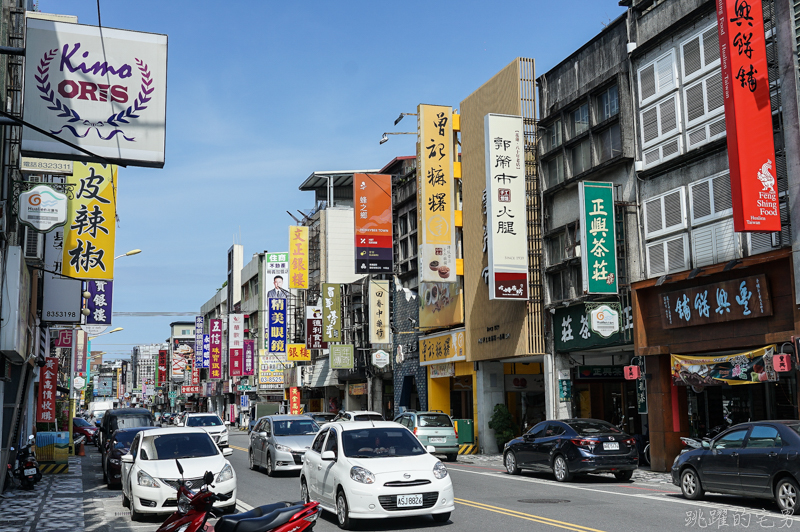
xmin=331 ymin=411 xmax=384 ymax=422
xmin=121 ymin=427 xmax=236 ymax=520
xmin=300 ymin=421 xmax=454 ymax=529
xmin=503 ymin=418 xmax=638 ymax=482
xmin=181 ymin=413 xmax=230 ymax=448
xmin=395 ymin=411 xmax=459 ymax=462
xmin=249 ymin=415 xmax=319 ymax=476
xmin=102 ymin=427 xmax=154 ymax=488
xmin=672 ymin=421 xmax=800 ymax=513
xmin=73 ymin=417 xmax=99 ymax=444
xmin=98 ymin=408 xmax=155 ymax=450
xmin=305 ymin=412 xmax=336 ymax=426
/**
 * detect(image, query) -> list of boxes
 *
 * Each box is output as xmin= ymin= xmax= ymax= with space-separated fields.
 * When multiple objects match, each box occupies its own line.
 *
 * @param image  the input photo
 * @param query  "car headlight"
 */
xmin=177 ymin=492 xmax=191 ymax=514
xmin=216 ymin=463 xmax=234 ymax=483
xmin=110 ymin=458 xmax=120 ymax=465
xmin=221 ymin=428 xmax=228 ymax=435
xmin=274 ymin=443 xmax=292 ymax=453
xmin=433 ymin=461 xmax=448 ymax=479
xmin=350 ymin=466 xmax=375 ymax=484
xmin=137 ymin=470 xmax=160 ymax=488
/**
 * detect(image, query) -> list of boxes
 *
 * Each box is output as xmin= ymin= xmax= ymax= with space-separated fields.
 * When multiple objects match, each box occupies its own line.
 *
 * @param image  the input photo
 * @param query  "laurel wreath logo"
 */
xmin=35 ymin=48 xmax=153 ymax=142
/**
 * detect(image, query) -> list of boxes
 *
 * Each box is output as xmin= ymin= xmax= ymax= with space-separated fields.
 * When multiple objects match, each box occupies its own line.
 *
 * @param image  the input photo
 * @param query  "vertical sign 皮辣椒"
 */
xmin=209 ymin=319 xmax=222 ymax=379
xmin=85 ymin=280 xmax=112 ymax=325
xmin=484 ymin=114 xmax=529 ymax=300
xmin=37 ymin=357 xmax=58 ymax=423
xmin=268 ymin=298 xmax=287 ymax=353
xmin=369 ymin=280 xmax=390 ymax=344
xmin=229 ymin=314 xmax=243 ymax=377
xmin=579 ymin=182 xmax=618 ymax=295
xmin=289 ymin=226 xmax=308 ymax=289
xmin=417 ymin=104 xmax=456 ymax=284
xmin=194 ymin=316 xmax=204 ymax=368
xmin=62 ymin=163 xmax=116 ymax=280
xmin=243 ymin=339 xmax=255 ymax=376
xmin=202 ymin=334 xmax=210 ymax=369
xmin=354 ymin=173 xmax=393 ymax=274
xmin=322 ymin=283 xmax=341 ymax=343
xmin=306 ymin=306 xmax=327 ymax=350
xmin=717 ymin=0 xmax=780 ymax=232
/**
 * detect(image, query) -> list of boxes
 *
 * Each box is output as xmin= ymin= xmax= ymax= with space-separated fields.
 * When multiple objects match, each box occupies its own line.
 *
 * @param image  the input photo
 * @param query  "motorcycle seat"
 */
xmin=215 ymin=502 xmax=304 ymax=532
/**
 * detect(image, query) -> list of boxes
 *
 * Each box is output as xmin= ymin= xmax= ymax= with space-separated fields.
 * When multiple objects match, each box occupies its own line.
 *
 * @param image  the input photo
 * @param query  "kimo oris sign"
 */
xmin=22 ymin=19 xmax=167 ymax=168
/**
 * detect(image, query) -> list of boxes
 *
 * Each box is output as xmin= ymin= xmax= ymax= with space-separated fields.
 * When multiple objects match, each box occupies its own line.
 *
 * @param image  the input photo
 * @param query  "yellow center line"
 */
xmin=454 ymin=498 xmax=606 ymax=532
xmin=229 ymin=445 xmax=248 ymax=452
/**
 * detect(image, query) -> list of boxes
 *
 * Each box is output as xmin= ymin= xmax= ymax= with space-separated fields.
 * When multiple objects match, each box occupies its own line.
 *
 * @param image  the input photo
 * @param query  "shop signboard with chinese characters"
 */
xmin=330 ymin=344 xmax=354 ymax=370
xmin=636 ymin=360 xmax=648 ymax=414
xmin=429 ymin=363 xmax=455 ymax=379
xmin=369 ymin=280 xmax=390 ymax=344
xmin=716 ymin=0 xmax=780 ymax=231
xmin=172 ymin=339 xmax=193 ymax=382
xmin=22 ymin=19 xmax=168 ymax=168
xmin=202 ymin=333 xmax=210 ymax=369
xmin=417 ymin=104 xmax=456 ymax=284
xmin=18 ymin=184 xmax=68 ymax=232
xmin=181 ymin=385 xmax=201 ymax=394
xmin=54 ymin=328 xmax=74 ymax=348
xmin=372 ymin=349 xmax=390 ymax=369
xmin=43 ymin=228 xmax=82 ymax=323
xmin=194 ymin=316 xmax=204 ymax=368
xmin=267 ymin=298 xmax=287 ymax=353
xmin=73 ymin=329 xmax=87 ymax=374
xmin=62 ymin=163 xmax=117 ymax=280
xmin=306 ymin=306 xmax=326 ymax=350
xmin=419 ymin=329 xmax=466 ymax=366
xmin=288 ymin=226 xmax=308 ymax=289
xmin=243 ymin=339 xmax=255 ymax=376
xmin=209 ymin=319 xmax=222 ymax=379
xmin=259 ymin=349 xmax=286 ymax=390
xmin=322 ymin=284 xmax=341 ymax=343
xmin=157 ymin=349 xmax=168 ymax=385
xmin=287 ymin=344 xmax=310 ymax=362
xmin=484 ymin=114 xmax=529 ymax=300
xmin=348 ymin=383 xmax=367 ymax=396
xmin=265 ymin=252 xmax=289 ymax=304
xmin=289 ymin=387 xmax=301 ymax=414
xmin=37 ymin=357 xmax=58 ymax=422
xmin=579 ymin=182 xmax=617 ymax=294
xmin=20 ymin=157 xmax=73 ymax=174
xmin=229 ymin=313 xmax=244 ymax=377
xmin=671 ymin=345 xmax=778 ymax=386
xmin=84 ymin=280 xmax=112 ymax=325
xmin=554 ymin=304 xmax=632 ymax=352
xmin=354 ymin=173 xmax=393 ymax=274
xmin=659 ymin=275 xmax=772 ymax=329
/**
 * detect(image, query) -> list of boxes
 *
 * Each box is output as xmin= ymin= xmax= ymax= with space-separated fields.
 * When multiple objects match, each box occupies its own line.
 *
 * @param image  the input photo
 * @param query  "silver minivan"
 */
xmin=395 ymin=411 xmax=460 ymax=461
xmin=248 ymin=415 xmax=319 ymax=476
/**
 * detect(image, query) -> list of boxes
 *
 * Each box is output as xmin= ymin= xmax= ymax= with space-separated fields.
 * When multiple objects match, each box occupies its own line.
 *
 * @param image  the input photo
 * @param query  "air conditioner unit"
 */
xmin=22 ymin=226 xmax=44 ymax=261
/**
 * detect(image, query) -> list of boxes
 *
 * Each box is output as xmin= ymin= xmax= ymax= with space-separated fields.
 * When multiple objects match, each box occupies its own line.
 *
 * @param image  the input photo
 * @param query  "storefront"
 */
xmin=631 ymin=249 xmax=800 ymax=471
xmin=503 ymin=362 xmax=545 ymax=434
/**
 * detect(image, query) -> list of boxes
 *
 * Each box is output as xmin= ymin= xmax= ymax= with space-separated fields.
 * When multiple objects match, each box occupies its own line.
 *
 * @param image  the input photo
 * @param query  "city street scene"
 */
xmin=2 ymin=0 xmax=800 ymax=531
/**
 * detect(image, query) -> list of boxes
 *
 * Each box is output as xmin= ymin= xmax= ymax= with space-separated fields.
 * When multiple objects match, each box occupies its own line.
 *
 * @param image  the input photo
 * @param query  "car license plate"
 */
xmin=24 ymin=468 xmax=37 ymax=476
xmin=429 ymin=437 xmax=446 ymax=443
xmin=397 ymin=494 xmax=423 ymax=507
xmin=603 ymin=442 xmax=620 ymax=451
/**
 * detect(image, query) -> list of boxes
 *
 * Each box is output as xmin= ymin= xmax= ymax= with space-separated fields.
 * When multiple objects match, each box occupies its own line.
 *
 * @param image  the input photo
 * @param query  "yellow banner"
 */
xmin=671 ymin=345 xmax=778 ymax=386
xmin=62 ymin=163 xmax=117 ymax=279
xmin=419 ymin=329 xmax=466 ymax=366
xmin=287 ymin=343 xmax=310 ymax=362
xmin=289 ymin=225 xmax=308 ymax=289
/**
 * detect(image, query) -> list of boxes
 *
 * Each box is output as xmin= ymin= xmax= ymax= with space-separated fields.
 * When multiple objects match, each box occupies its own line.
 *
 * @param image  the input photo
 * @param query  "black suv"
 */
xmin=97 ymin=408 xmax=154 ymax=450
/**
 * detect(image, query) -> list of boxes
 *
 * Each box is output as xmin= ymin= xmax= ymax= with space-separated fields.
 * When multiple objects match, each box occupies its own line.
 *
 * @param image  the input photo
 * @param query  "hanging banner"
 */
xmin=243 ymin=339 xmax=255 ymax=376
xmin=181 ymin=385 xmax=201 ymax=394
xmin=84 ymin=280 xmax=112 ymax=325
xmin=417 ymin=104 xmax=456 ymax=283
xmin=322 ymin=283 xmax=341 ymax=343
xmin=287 ymin=343 xmax=310 ymax=362
xmin=369 ymin=280 xmax=390 ymax=344
xmin=172 ymin=338 xmax=193 ymax=382
xmin=579 ymin=182 xmax=618 ymax=294
xmin=258 ymin=349 xmax=285 ymax=390
xmin=43 ymin=228 xmax=82 ymax=323
xmin=306 ymin=306 xmax=327 ymax=350
xmin=229 ymin=313 xmax=244 ymax=377
xmin=717 ymin=0 xmax=780 ymax=231
xmin=157 ymin=349 xmax=168 ymax=385
xmin=354 ymin=173 xmax=393 ymax=274
xmin=330 ymin=344 xmax=354 ymax=370
xmin=37 ymin=357 xmax=59 ymax=423
xmin=289 ymin=387 xmax=301 ymax=415
xmin=485 ymin=114 xmax=529 ymax=300
xmin=62 ymin=163 xmax=117 ymax=280
xmin=671 ymin=345 xmax=778 ymax=386
xmin=73 ymin=329 xmax=87 ymax=375
xmin=289 ymin=226 xmax=308 ymax=289
xmin=267 ymin=298 xmax=287 ymax=353
xmin=191 ymin=359 xmax=200 ymax=385
xmin=18 ymin=184 xmax=68 ymax=232
xmin=202 ymin=333 xmax=210 ymax=369
xmin=22 ymin=19 xmax=168 ymax=168
xmin=265 ymin=252 xmax=290 ymax=302
xmin=209 ymin=318 xmax=222 ymax=379
xmin=194 ymin=316 xmax=204 ymax=368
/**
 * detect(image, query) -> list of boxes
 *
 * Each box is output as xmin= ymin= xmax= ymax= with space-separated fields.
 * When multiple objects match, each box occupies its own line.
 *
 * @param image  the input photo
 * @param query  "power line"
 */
xmin=112 ymin=312 xmax=197 ymax=316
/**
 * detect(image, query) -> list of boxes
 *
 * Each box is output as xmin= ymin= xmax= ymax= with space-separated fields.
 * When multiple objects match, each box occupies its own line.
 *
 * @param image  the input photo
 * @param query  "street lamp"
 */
xmin=379 ymin=132 xmax=415 ymax=145
xmin=88 ymin=327 xmax=124 ymax=340
xmin=115 ymin=249 xmax=142 ymax=260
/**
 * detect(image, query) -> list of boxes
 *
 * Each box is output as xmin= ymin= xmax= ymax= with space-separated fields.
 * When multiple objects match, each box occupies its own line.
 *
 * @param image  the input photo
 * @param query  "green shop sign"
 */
xmin=579 ymin=182 xmax=617 ymax=294
xmin=554 ymin=303 xmax=632 ymax=352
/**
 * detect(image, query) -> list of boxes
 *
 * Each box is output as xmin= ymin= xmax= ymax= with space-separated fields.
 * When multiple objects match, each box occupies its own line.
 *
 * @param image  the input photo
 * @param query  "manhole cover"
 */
xmin=518 ymin=499 xmax=570 ymax=504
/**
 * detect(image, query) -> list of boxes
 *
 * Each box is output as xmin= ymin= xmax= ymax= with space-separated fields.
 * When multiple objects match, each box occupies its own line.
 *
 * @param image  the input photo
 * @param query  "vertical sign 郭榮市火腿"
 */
xmin=194 ymin=316 xmax=204 ymax=368
xmin=85 ymin=280 xmax=113 ymax=325
xmin=306 ymin=306 xmax=327 ymax=350
xmin=243 ymin=339 xmax=255 ymax=376
xmin=717 ymin=0 xmax=780 ymax=232
xmin=354 ymin=173 xmax=393 ymax=274
xmin=322 ymin=283 xmax=341 ymax=343
xmin=229 ymin=314 xmax=244 ymax=377
xmin=417 ymin=104 xmax=456 ymax=284
xmin=209 ymin=319 xmax=222 ymax=379
xmin=579 ymin=182 xmax=618 ymax=295
xmin=62 ymin=163 xmax=117 ymax=280
xmin=268 ymin=298 xmax=287 ymax=353
xmin=369 ymin=280 xmax=390 ymax=344
xmin=484 ymin=114 xmax=529 ymax=300
xmin=289 ymin=226 xmax=308 ymax=289
xmin=37 ymin=357 xmax=59 ymax=423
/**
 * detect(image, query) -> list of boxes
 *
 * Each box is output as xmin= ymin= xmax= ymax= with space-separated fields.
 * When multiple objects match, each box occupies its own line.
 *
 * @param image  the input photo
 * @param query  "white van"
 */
xmin=87 ymin=400 xmax=115 ymax=426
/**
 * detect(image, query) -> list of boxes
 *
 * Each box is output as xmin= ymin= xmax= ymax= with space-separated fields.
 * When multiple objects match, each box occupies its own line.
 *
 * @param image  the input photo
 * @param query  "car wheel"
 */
xmin=504 ymin=451 xmax=521 ymax=475
xmin=301 ymin=478 xmax=310 ymax=504
xmin=266 ymin=452 xmax=274 ymax=477
xmin=614 ymin=470 xmax=633 ymax=481
xmin=336 ymin=489 xmax=351 ymax=530
xmin=680 ymin=468 xmax=704 ymax=500
xmin=775 ymin=477 xmax=800 ymax=513
xmin=249 ymin=450 xmax=257 ymax=471
xmin=445 ymin=453 xmax=458 ymax=462
xmin=432 ymin=512 xmax=450 ymax=523
xmin=122 ymin=487 xmax=130 ymax=508
xmin=129 ymin=488 xmax=142 ymax=522
xmin=553 ymin=455 xmax=573 ymax=482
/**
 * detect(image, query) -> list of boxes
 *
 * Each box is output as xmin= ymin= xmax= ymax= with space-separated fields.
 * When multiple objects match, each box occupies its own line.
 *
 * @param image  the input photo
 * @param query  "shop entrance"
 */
xmin=450 ymin=376 xmax=473 ymax=419
xmin=572 ymin=379 xmax=642 ymax=436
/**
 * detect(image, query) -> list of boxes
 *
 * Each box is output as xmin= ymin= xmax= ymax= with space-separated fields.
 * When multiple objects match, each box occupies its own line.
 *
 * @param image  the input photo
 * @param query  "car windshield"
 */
xmin=312 ymin=414 xmax=335 ymax=422
xmin=353 ymin=414 xmax=383 ymax=422
xmin=274 ymin=419 xmax=319 ymax=436
xmin=114 ymin=415 xmax=152 ymax=430
xmin=114 ymin=430 xmax=143 ymax=449
xmin=186 ymin=415 xmax=223 ymax=427
xmin=74 ymin=418 xmax=92 ymax=427
xmin=342 ymin=428 xmax=426 ymax=458
xmin=147 ymin=433 xmax=219 ymax=460
xmin=567 ymin=420 xmax=622 ymax=436
xmin=418 ymin=414 xmax=453 ymax=428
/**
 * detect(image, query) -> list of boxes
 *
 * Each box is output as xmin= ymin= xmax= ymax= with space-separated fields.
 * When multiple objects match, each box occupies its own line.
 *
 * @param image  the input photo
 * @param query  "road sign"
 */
xmin=168 ymin=391 xmax=177 ymax=398
xmin=237 ymin=385 xmax=254 ymax=392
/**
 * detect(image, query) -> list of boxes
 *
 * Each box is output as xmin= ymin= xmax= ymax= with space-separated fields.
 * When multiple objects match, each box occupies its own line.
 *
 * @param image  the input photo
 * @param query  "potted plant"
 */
xmin=488 ymin=404 xmax=516 ymax=449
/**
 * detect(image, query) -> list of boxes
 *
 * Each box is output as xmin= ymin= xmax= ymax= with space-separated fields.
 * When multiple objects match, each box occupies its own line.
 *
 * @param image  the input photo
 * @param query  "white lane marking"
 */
xmin=449 ymin=467 xmax=800 ymax=521
xmin=237 ymin=499 xmax=254 ymax=511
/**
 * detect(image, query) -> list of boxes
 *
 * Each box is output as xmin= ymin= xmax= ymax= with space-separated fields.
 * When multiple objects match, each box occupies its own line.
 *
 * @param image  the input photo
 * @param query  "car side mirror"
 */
xmin=223 ymin=448 xmax=234 ymax=457
xmin=426 ymin=445 xmax=436 ymax=453
xmin=702 ymin=441 xmax=711 ymax=449
xmin=121 ymin=453 xmax=134 ymax=464
xmin=321 ymin=450 xmax=336 ymax=461
xmin=177 ymin=423 xmax=184 ymax=427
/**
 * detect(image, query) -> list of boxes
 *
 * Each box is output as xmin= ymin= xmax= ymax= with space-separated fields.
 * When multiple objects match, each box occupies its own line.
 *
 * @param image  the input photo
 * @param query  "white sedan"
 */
xmin=300 ymin=421 xmax=454 ymax=529
xmin=121 ymin=427 xmax=237 ymax=520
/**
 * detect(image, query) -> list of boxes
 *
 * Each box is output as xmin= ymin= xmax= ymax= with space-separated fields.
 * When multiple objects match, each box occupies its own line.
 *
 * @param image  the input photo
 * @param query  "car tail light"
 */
xmin=571 ymin=438 xmax=597 ymax=450
xmin=622 ymin=437 xmax=636 ymax=446
xmin=454 ymin=425 xmax=458 ymax=439
xmin=413 ymin=427 xmax=418 ymax=435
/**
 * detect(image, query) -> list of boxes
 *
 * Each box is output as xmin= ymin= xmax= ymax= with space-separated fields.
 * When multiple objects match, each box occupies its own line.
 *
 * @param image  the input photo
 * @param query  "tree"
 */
xmin=488 ymin=403 xmax=516 ymax=449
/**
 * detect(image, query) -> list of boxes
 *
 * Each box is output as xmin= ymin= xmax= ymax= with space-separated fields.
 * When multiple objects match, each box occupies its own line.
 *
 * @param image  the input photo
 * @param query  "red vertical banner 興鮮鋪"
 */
xmin=717 ymin=0 xmax=780 ymax=231
xmin=37 ymin=357 xmax=58 ymax=422
xmin=210 ymin=318 xmax=222 ymax=379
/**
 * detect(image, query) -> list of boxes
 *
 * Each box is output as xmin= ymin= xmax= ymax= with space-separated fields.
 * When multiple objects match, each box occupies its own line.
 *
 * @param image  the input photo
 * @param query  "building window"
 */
xmin=399 ymin=239 xmax=408 ymax=260
xmin=596 ymin=85 xmax=619 ymax=123
xmin=409 ymin=234 xmax=417 ymax=251
xmin=548 ymin=232 xmax=567 ymax=265
xmin=570 ymin=104 xmax=589 ymax=138
xmin=549 ymin=118 xmax=562 ymax=150
xmin=546 ymin=153 xmax=564 ymax=187
xmin=570 ymin=139 xmax=591 ymax=176
xmin=548 ymin=267 xmax=580 ymax=303
xmin=408 ymin=210 xmax=417 ymax=231
xmin=597 ymin=124 xmax=622 ymax=163
xmin=399 ymin=214 xmax=408 ymax=236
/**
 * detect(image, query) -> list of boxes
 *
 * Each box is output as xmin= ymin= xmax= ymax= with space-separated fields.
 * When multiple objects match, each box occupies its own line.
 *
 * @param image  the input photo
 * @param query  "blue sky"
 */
xmin=41 ymin=0 xmax=627 ymax=359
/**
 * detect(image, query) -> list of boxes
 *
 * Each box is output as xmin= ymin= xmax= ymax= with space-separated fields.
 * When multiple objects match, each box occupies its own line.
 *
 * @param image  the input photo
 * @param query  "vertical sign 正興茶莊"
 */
xmin=243 ymin=339 xmax=255 ymax=376
xmin=417 ymin=104 xmax=456 ymax=284
xmin=268 ymin=298 xmax=287 ymax=353
xmin=43 ymin=227 xmax=82 ymax=323
xmin=354 ymin=173 xmax=393 ymax=274
xmin=287 ymin=344 xmax=310 ymax=362
xmin=717 ymin=0 xmax=780 ymax=232
xmin=37 ymin=357 xmax=59 ymax=422
xmin=579 ymin=182 xmax=618 ymax=295
xmin=322 ymin=284 xmax=341 ymax=343
xmin=306 ymin=306 xmax=327 ymax=350
xmin=485 ymin=114 xmax=529 ymax=300
xmin=157 ymin=349 xmax=168 ymax=385
xmin=85 ymin=280 xmax=112 ymax=325
xmin=209 ymin=319 xmax=222 ymax=379
xmin=62 ymin=163 xmax=117 ymax=280
xmin=289 ymin=226 xmax=308 ymax=289
xmin=229 ymin=314 xmax=244 ymax=377
xmin=194 ymin=316 xmax=204 ymax=368
xmin=369 ymin=280 xmax=390 ymax=344
xmin=202 ymin=334 xmax=210 ymax=369
xmin=265 ymin=252 xmax=290 ymax=308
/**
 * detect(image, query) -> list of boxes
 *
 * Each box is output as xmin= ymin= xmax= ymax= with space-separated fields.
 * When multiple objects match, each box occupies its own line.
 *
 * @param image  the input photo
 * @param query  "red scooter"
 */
xmin=156 ymin=459 xmax=321 ymax=532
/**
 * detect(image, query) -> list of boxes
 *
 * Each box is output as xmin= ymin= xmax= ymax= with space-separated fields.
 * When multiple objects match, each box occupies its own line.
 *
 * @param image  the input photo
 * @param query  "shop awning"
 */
xmin=671 ymin=344 xmax=779 ymax=387
xmin=310 ymin=357 xmax=339 ymax=388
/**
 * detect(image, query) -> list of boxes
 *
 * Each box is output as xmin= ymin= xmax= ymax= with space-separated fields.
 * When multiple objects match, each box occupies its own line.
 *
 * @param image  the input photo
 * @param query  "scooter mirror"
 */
xmin=203 ymin=471 xmax=214 ymax=485
xmin=176 ymin=459 xmax=184 ymax=476
xmin=28 ymin=435 xmax=35 ymax=441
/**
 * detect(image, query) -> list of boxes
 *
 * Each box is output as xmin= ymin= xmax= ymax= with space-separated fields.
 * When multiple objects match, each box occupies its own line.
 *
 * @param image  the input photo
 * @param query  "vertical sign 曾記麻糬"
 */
xmin=354 ymin=173 xmax=393 ymax=274
xmin=62 ymin=163 xmax=117 ymax=280
xmin=243 ymin=339 xmax=255 ymax=376
xmin=418 ymin=104 xmax=456 ymax=284
xmin=484 ymin=114 xmax=529 ymax=300
xmin=194 ymin=316 xmax=204 ymax=368
xmin=85 ymin=280 xmax=113 ymax=325
xmin=306 ymin=306 xmax=327 ymax=350
xmin=717 ymin=0 xmax=780 ymax=231
xmin=322 ymin=283 xmax=341 ymax=343
xmin=579 ymin=182 xmax=618 ymax=295
xmin=229 ymin=314 xmax=243 ymax=377
xmin=369 ymin=280 xmax=390 ymax=344
xmin=289 ymin=226 xmax=308 ymax=289
xmin=209 ymin=319 xmax=222 ymax=379
xmin=268 ymin=298 xmax=287 ymax=353
xmin=37 ymin=357 xmax=58 ymax=422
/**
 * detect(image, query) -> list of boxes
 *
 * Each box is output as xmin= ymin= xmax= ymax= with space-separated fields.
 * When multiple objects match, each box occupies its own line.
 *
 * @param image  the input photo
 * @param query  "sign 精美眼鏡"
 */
xmin=579 ymin=182 xmax=617 ymax=295
xmin=18 ymin=184 xmax=67 ymax=232
xmin=268 ymin=298 xmax=287 ymax=353
xmin=354 ymin=173 xmax=393 ymax=274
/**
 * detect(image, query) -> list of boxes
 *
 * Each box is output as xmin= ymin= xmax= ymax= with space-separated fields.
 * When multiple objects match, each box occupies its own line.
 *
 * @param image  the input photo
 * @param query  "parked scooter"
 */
xmin=156 ymin=459 xmax=320 ymax=532
xmin=13 ymin=435 xmax=41 ymax=489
